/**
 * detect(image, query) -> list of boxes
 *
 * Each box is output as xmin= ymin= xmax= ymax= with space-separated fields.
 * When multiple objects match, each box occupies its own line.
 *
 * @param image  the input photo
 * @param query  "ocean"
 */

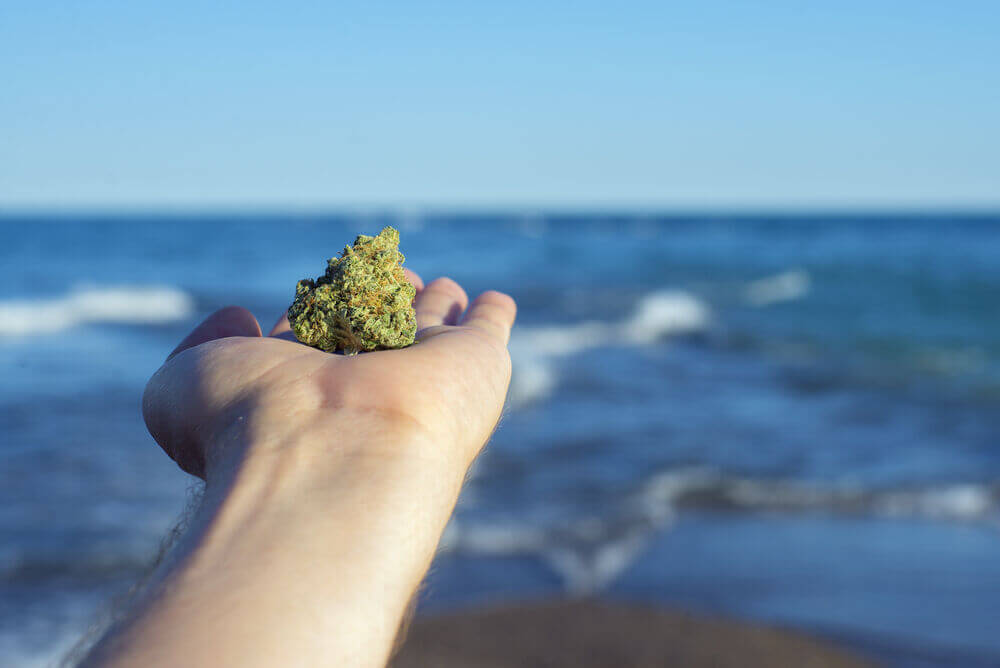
xmin=2 ymin=214 xmax=999 ymax=666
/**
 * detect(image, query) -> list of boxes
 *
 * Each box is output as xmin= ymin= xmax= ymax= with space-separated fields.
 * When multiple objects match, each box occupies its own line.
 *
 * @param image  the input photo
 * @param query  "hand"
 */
xmin=85 ymin=273 xmax=515 ymax=668
xmin=143 ymin=270 xmax=516 ymax=482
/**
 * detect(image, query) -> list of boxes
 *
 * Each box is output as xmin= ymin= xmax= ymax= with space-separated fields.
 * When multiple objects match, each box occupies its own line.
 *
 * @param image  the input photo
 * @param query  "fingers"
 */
xmin=461 ymin=291 xmax=517 ymax=344
xmin=267 ymin=314 xmax=299 ymax=342
xmin=414 ymin=277 xmax=468 ymax=332
xmin=269 ymin=314 xmax=291 ymax=337
xmin=167 ymin=306 xmax=262 ymax=361
xmin=404 ymin=268 xmax=424 ymax=293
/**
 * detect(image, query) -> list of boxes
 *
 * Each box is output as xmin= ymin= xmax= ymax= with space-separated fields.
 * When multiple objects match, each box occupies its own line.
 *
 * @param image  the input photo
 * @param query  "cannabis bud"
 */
xmin=288 ymin=226 xmax=417 ymax=354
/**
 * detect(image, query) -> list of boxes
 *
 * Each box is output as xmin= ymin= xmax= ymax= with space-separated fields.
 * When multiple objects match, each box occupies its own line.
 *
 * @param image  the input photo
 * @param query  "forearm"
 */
xmin=83 ymin=416 xmax=468 ymax=668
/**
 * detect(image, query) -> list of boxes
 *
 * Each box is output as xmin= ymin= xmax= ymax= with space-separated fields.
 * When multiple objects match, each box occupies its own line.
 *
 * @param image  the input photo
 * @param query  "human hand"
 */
xmin=84 ymin=274 xmax=515 ymax=667
xmin=142 ymin=270 xmax=516 ymax=483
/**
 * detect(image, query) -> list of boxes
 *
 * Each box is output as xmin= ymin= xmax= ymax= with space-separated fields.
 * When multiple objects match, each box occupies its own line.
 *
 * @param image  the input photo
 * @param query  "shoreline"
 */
xmin=392 ymin=599 xmax=876 ymax=667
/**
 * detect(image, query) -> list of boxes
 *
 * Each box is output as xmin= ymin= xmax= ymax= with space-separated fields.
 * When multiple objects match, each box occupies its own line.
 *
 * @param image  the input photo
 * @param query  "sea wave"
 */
xmin=0 ymin=285 xmax=194 ymax=336
xmin=440 ymin=513 xmax=666 ymax=595
xmin=0 ymin=549 xmax=154 ymax=584
xmin=441 ymin=469 xmax=999 ymax=594
xmin=508 ymin=290 xmax=710 ymax=405
xmin=744 ymin=269 xmax=810 ymax=306
xmin=641 ymin=468 xmax=998 ymax=521
xmin=0 ymin=623 xmax=90 ymax=668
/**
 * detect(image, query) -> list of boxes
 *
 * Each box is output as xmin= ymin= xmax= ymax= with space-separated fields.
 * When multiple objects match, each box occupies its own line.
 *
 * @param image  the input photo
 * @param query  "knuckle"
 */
xmin=478 ymin=290 xmax=515 ymax=310
xmin=472 ymin=303 xmax=510 ymax=321
xmin=428 ymin=276 xmax=467 ymax=299
xmin=428 ymin=276 xmax=458 ymax=290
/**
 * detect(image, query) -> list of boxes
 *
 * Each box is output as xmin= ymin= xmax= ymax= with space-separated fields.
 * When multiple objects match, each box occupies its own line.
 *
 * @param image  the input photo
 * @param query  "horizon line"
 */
xmin=2 ymin=201 xmax=1000 ymax=219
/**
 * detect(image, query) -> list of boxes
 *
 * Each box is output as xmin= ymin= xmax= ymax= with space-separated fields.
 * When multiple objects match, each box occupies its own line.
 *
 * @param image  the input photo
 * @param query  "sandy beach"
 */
xmin=392 ymin=599 xmax=875 ymax=667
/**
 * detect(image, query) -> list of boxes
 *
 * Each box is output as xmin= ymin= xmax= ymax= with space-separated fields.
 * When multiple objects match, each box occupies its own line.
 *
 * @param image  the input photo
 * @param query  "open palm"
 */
xmin=142 ymin=271 xmax=516 ymax=481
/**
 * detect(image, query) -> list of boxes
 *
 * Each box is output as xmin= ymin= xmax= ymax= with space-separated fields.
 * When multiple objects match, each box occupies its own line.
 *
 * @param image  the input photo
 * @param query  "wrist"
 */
xmin=114 ymin=413 xmax=469 ymax=668
xmin=204 ymin=404 xmax=467 ymax=492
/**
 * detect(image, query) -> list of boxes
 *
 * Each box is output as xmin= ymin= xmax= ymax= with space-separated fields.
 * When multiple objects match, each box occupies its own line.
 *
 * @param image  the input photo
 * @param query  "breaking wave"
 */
xmin=640 ymin=468 xmax=998 ymax=521
xmin=0 ymin=285 xmax=194 ymax=336
xmin=508 ymin=290 xmax=710 ymax=405
xmin=439 ymin=513 xmax=665 ymax=595
xmin=441 ymin=469 xmax=999 ymax=594
xmin=744 ymin=269 xmax=811 ymax=306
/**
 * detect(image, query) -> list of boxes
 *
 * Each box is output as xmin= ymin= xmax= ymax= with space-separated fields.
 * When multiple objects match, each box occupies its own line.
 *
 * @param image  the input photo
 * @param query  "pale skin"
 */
xmin=81 ymin=271 xmax=516 ymax=668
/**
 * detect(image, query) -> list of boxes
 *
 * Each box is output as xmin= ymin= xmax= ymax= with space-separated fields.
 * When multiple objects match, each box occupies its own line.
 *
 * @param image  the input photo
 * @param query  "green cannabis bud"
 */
xmin=288 ymin=226 xmax=417 ymax=354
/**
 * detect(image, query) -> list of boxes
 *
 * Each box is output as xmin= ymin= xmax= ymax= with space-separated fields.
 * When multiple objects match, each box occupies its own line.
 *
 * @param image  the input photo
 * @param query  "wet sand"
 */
xmin=392 ymin=599 xmax=876 ymax=667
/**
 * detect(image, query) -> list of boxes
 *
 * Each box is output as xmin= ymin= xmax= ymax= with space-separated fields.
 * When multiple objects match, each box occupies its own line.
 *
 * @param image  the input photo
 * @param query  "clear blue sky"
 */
xmin=2 ymin=1 xmax=997 ymax=210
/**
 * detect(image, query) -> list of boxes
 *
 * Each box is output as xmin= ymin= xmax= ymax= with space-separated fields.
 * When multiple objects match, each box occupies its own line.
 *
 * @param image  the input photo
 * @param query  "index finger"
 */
xmin=268 ymin=314 xmax=292 ymax=338
xmin=168 ymin=306 xmax=262 ymax=361
xmin=460 ymin=291 xmax=516 ymax=345
xmin=404 ymin=268 xmax=424 ymax=293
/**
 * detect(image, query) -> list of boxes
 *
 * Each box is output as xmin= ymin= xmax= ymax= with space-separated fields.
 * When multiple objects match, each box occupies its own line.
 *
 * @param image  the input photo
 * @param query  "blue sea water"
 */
xmin=1 ymin=213 xmax=999 ymax=666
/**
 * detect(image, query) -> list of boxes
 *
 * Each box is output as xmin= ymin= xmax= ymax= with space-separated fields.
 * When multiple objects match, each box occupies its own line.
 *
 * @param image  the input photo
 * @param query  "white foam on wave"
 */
xmin=440 ymin=522 xmax=547 ymax=555
xmin=439 ymin=468 xmax=998 ymax=599
xmin=637 ymin=467 xmax=720 ymax=517
xmin=0 ymin=285 xmax=195 ymax=337
xmin=506 ymin=360 xmax=559 ymax=408
xmin=508 ymin=290 xmax=710 ymax=406
xmin=543 ymin=532 xmax=648 ymax=595
xmin=874 ymin=484 xmax=995 ymax=520
xmin=441 ymin=514 xmax=668 ymax=595
xmin=621 ymin=291 xmax=709 ymax=343
xmin=513 ymin=321 xmax=612 ymax=358
xmin=439 ymin=471 xmax=695 ymax=594
xmin=637 ymin=467 xmax=999 ymax=522
xmin=744 ymin=269 xmax=810 ymax=306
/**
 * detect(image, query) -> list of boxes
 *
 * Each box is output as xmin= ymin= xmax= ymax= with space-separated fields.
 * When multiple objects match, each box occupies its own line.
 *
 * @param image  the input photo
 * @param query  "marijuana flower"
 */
xmin=288 ymin=226 xmax=417 ymax=354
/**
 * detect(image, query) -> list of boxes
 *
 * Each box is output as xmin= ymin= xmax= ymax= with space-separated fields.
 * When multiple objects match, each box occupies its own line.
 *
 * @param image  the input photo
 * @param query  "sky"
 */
xmin=1 ymin=1 xmax=998 ymax=211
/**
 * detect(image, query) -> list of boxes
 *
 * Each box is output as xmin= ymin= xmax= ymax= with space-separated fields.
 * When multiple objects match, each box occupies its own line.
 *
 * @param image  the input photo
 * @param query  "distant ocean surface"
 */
xmin=2 ymin=214 xmax=1000 ymax=667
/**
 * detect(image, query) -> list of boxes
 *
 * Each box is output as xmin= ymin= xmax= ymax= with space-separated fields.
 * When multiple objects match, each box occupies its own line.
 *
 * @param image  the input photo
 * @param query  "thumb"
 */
xmin=167 ymin=305 xmax=262 ymax=361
